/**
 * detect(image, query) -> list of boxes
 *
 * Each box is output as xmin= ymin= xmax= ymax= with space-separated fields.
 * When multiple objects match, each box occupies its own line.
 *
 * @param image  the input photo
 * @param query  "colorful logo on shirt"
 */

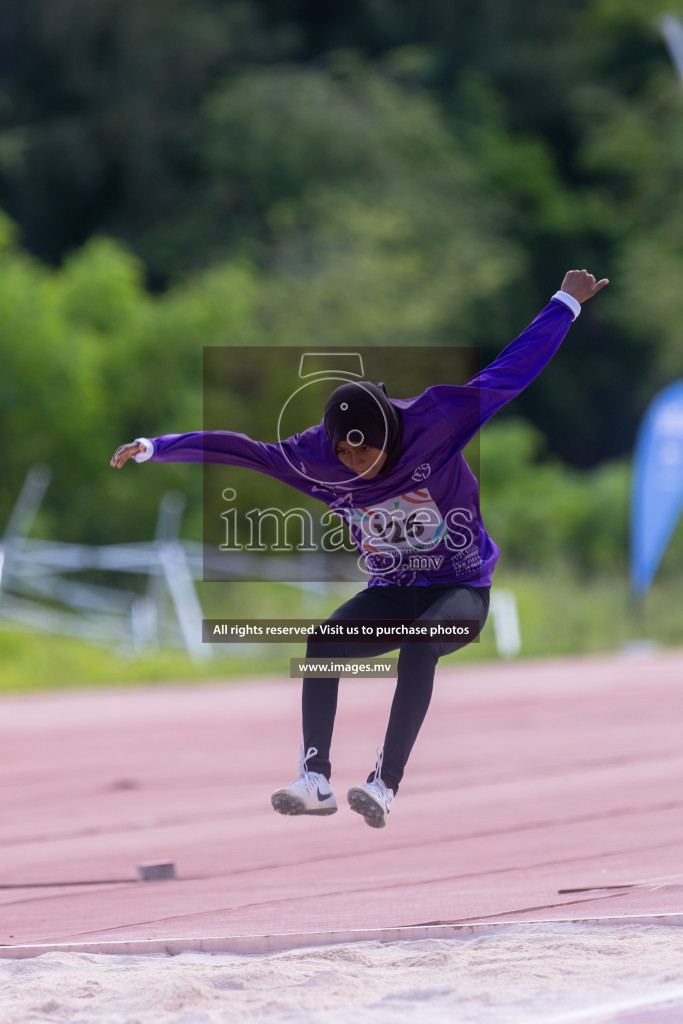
xmin=341 ymin=488 xmax=445 ymax=575
xmin=348 ymin=488 xmax=445 ymax=553
xmin=335 ymin=489 xmax=478 ymax=576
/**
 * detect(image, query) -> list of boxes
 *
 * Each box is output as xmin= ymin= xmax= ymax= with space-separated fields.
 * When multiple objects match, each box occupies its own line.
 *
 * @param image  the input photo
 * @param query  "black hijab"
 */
xmin=324 ymin=381 xmax=403 ymax=476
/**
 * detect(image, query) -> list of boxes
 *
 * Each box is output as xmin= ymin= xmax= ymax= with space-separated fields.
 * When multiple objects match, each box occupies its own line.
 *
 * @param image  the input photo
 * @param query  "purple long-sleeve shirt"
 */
xmin=137 ymin=293 xmax=579 ymax=587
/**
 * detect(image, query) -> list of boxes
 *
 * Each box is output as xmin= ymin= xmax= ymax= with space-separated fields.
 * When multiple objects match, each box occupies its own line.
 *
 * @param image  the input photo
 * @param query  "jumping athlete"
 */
xmin=111 ymin=269 xmax=608 ymax=829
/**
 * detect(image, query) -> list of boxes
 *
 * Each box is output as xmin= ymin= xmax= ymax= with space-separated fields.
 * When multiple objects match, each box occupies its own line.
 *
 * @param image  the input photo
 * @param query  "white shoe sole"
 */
xmin=271 ymin=791 xmax=338 ymax=816
xmin=347 ymin=786 xmax=388 ymax=828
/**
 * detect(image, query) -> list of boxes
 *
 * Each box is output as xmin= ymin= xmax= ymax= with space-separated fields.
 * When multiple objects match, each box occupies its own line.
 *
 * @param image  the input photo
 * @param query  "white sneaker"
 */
xmin=347 ymin=748 xmax=394 ymax=829
xmin=271 ymin=745 xmax=338 ymax=817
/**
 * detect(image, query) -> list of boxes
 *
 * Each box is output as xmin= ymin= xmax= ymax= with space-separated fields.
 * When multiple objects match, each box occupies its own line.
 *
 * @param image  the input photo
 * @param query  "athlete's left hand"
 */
xmin=560 ymin=269 xmax=609 ymax=304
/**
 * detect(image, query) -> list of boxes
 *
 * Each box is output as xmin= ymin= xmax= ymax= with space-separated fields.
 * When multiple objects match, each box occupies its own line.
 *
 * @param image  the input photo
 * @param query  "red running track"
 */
xmin=1 ymin=650 xmax=682 ymax=954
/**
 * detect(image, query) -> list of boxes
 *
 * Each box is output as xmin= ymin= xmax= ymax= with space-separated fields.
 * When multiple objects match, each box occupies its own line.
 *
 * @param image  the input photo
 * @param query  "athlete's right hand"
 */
xmin=110 ymin=442 xmax=145 ymax=468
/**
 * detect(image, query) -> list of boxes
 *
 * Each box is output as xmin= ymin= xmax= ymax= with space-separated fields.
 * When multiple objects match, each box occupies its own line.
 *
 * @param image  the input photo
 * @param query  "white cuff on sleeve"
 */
xmin=551 ymin=290 xmax=581 ymax=320
xmin=133 ymin=437 xmax=154 ymax=462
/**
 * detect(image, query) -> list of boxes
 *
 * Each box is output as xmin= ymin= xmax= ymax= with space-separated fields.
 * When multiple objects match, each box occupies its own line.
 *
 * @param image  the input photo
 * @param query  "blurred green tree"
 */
xmin=0 ymin=213 xmax=259 ymax=543
xmin=2 ymin=0 xmax=683 ymax=550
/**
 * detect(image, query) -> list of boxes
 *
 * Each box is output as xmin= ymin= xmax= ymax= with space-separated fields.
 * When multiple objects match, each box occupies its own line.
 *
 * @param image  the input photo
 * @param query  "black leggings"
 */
xmin=302 ymin=582 xmax=490 ymax=794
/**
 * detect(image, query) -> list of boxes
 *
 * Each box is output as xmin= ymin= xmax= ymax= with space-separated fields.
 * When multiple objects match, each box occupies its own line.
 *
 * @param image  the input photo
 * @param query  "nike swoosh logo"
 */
xmin=317 ymin=788 xmax=333 ymax=801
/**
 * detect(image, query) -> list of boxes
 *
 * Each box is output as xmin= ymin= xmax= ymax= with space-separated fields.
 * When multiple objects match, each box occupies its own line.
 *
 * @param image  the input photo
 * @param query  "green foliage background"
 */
xmin=1 ymin=0 xmax=683 ymax=677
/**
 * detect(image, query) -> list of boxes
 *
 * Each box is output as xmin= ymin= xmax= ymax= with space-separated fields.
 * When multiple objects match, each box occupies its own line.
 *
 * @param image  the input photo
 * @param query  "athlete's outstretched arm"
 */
xmin=110 ymin=430 xmax=293 ymax=478
xmin=109 ymin=428 xmax=322 ymax=497
xmin=427 ymin=268 xmax=609 ymax=449
xmin=466 ymin=267 xmax=610 ymax=399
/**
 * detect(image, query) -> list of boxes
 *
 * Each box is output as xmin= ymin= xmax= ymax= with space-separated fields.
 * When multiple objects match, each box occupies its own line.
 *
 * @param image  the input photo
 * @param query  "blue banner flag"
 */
xmin=631 ymin=380 xmax=683 ymax=595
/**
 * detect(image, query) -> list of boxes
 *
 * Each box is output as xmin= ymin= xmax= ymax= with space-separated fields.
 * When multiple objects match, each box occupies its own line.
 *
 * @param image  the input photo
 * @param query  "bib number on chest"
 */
xmin=349 ymin=489 xmax=447 ymax=554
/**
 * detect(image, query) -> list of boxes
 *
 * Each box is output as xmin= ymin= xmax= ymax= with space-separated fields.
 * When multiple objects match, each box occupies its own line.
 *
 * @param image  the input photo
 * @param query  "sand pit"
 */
xmin=3 ymin=923 xmax=683 ymax=1024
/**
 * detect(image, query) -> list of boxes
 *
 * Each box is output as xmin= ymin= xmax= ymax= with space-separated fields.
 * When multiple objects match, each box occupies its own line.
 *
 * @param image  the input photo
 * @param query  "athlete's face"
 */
xmin=334 ymin=442 xmax=387 ymax=480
